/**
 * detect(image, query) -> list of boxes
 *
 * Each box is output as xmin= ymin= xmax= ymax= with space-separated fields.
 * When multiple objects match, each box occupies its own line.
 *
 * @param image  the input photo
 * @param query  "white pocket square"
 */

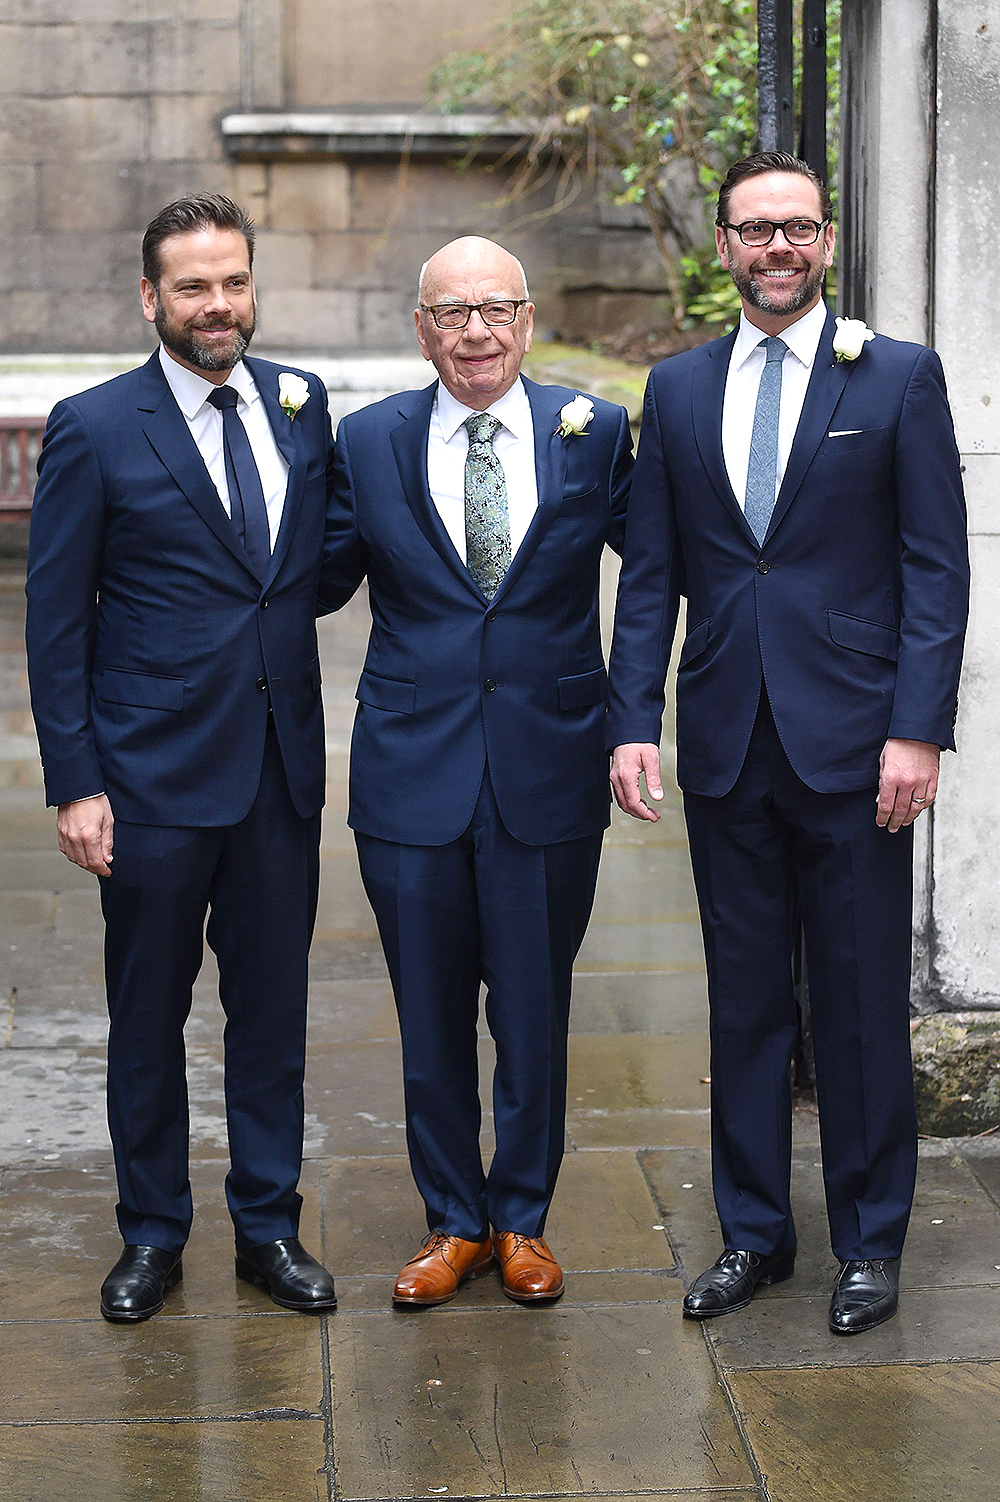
xmin=827 ymin=429 xmax=863 ymax=437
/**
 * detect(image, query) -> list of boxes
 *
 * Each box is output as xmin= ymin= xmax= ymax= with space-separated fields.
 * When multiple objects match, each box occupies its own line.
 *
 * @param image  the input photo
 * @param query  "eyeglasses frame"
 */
xmin=418 ymin=298 xmax=529 ymax=330
xmin=716 ymin=218 xmax=831 ymax=247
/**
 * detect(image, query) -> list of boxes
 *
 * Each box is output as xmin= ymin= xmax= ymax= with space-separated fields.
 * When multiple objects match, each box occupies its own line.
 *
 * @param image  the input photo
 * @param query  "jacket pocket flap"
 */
xmin=96 ymin=668 xmax=185 ymax=711
xmin=558 ymin=666 xmax=607 ymax=710
xmin=356 ymin=670 xmax=416 ymax=714
xmin=560 ymin=481 xmax=600 ymax=505
xmin=678 ymin=618 xmax=711 ymax=667
xmin=828 ymin=610 xmax=900 ymax=661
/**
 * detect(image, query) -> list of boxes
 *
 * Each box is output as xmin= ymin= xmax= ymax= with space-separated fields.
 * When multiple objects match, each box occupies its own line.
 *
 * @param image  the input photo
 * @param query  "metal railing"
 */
xmin=0 ymin=418 xmax=46 ymax=518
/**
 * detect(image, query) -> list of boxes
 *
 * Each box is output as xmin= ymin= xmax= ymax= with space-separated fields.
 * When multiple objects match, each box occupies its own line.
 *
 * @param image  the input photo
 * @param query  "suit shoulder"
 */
xmin=246 ymin=354 xmax=324 ymax=388
xmin=863 ymin=331 xmax=940 ymax=374
xmin=521 ymin=377 xmax=629 ymax=427
xmin=337 ymin=386 xmax=434 ymax=437
xmin=52 ymin=362 xmax=147 ymax=421
xmin=643 ymin=335 xmax=731 ymax=394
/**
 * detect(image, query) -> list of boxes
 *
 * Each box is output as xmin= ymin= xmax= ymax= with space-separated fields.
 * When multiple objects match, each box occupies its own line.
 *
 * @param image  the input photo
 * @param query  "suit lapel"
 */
xmin=137 ymin=355 xmax=259 ymax=579
xmin=764 ymin=309 xmax=851 ymax=542
xmin=490 ymin=378 xmax=567 ymax=606
xmin=247 ymin=358 xmax=306 ymax=588
xmin=691 ymin=331 xmax=760 ymax=549
xmin=389 ymin=382 xmax=484 ymax=599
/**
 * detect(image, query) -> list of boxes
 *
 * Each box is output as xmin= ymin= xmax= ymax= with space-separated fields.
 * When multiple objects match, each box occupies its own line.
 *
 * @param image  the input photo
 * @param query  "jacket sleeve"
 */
xmin=318 ymin=418 xmax=370 ymax=615
xmin=606 ymin=404 xmax=634 ymax=557
xmin=606 ymin=371 xmax=684 ymax=748
xmin=886 ymin=347 xmax=970 ymax=749
xmin=24 ymin=399 xmax=108 ymax=807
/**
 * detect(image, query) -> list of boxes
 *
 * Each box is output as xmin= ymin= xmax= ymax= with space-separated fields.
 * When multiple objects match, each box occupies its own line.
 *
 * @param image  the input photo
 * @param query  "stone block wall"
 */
xmin=840 ymin=0 xmax=1000 ymax=1011
xmin=0 ymin=0 xmax=675 ymax=355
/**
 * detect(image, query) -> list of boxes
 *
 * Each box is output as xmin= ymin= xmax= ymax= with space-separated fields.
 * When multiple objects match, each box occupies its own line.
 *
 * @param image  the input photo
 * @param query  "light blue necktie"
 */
xmin=464 ymin=412 xmax=511 ymax=600
xmin=744 ymin=336 xmax=787 ymax=546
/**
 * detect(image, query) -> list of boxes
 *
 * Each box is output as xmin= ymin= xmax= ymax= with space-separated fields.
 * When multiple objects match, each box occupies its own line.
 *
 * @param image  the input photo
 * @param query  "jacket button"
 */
xmin=484 ymin=679 xmax=496 ymax=692
xmin=256 ymin=677 xmax=267 ymax=692
xmin=486 ymin=610 xmax=497 ymax=622
xmin=756 ymin=560 xmax=770 ymax=574
xmin=260 ymin=598 xmax=268 ymax=609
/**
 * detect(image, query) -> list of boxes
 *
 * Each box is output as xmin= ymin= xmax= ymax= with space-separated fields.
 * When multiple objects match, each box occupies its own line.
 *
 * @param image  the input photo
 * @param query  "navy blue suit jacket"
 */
xmin=321 ymin=377 xmax=633 ymax=846
xmin=26 ymin=352 xmax=334 ymax=824
xmin=608 ymin=310 xmax=970 ymax=795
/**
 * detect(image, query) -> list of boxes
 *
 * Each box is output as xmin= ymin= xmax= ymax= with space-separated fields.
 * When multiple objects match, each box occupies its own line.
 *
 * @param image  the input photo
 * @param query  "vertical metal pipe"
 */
xmin=758 ymin=0 xmax=780 ymax=150
xmin=800 ymin=0 xmax=829 ymax=180
xmin=758 ymin=0 xmax=795 ymax=152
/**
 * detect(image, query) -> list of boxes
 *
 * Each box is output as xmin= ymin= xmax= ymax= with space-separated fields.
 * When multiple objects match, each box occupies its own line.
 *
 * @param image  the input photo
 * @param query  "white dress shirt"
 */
xmin=721 ymin=298 xmax=828 ymax=511
xmin=426 ymin=377 xmax=538 ymax=565
xmin=158 ymin=346 xmax=289 ymax=551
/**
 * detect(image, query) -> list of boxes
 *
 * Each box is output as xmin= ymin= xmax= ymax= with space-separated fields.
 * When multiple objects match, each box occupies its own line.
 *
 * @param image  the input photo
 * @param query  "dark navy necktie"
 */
xmin=206 ymin=385 xmax=271 ymax=576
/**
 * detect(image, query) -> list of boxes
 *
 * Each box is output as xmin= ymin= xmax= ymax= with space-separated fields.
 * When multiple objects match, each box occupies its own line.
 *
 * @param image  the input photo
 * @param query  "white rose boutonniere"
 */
xmin=833 ymin=317 xmax=876 ymax=363
xmin=556 ymin=394 xmax=595 ymax=438
xmin=278 ymin=372 xmax=310 ymax=418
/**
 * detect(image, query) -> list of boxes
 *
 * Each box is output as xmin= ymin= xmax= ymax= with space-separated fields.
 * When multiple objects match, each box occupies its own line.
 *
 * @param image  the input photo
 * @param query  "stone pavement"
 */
xmin=1 ymin=560 xmax=1000 ymax=1501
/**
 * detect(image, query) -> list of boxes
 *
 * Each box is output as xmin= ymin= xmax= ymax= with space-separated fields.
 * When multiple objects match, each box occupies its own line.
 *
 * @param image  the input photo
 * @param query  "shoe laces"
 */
xmin=498 ymin=1232 xmax=552 ymax=1262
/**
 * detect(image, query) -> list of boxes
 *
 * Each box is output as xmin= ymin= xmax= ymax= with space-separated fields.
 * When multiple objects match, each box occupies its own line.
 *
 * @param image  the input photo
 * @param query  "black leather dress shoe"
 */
xmin=100 ymin=1245 xmax=183 ymax=1322
xmin=828 ymin=1257 xmax=900 ymax=1335
xmin=235 ymin=1236 xmax=337 ymax=1312
xmin=682 ymin=1247 xmax=796 ymax=1319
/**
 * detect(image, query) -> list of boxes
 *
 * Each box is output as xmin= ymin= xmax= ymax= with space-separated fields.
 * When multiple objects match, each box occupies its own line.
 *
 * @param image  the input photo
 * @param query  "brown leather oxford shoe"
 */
xmin=493 ymin=1231 xmax=565 ymax=1302
xmin=392 ymin=1230 xmax=494 ymax=1307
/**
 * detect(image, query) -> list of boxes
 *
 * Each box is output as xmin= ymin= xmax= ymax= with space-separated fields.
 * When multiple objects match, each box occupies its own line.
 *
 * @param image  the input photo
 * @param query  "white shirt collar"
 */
xmin=434 ymin=375 xmax=532 ymax=443
xmin=158 ymin=345 xmax=257 ymax=419
xmin=731 ymin=297 xmax=829 ymax=373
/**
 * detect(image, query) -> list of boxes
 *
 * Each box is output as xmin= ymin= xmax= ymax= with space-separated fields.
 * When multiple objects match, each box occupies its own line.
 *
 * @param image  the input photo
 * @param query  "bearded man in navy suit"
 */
xmin=26 ymin=195 xmax=338 ymax=1320
xmin=609 ymin=154 xmax=969 ymax=1335
xmin=322 ymin=237 xmax=632 ymax=1306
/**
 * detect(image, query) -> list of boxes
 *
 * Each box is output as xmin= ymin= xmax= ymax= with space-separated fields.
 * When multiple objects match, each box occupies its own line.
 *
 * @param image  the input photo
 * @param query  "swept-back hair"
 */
xmin=142 ymin=193 xmax=255 ymax=286
xmin=716 ymin=152 xmax=832 ymax=225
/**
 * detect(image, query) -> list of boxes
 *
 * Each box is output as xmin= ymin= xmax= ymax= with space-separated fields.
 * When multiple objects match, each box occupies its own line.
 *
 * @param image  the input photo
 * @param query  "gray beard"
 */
xmin=731 ymin=260 xmax=826 ymax=318
xmin=155 ymin=302 xmax=255 ymax=371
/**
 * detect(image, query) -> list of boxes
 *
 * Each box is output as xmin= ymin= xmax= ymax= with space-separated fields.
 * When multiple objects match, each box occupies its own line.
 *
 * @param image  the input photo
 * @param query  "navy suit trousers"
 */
xmin=99 ymin=723 xmax=320 ymax=1252
xmin=683 ymin=693 xmax=917 ymax=1263
xmin=356 ymin=769 xmax=603 ymax=1241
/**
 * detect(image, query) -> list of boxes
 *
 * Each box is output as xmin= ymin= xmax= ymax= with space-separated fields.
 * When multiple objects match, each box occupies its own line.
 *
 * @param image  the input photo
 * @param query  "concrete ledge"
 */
xmin=912 ymin=1011 xmax=1000 ymax=1136
xmin=0 ymin=353 xmax=430 ymax=420
xmin=220 ymin=111 xmax=533 ymax=161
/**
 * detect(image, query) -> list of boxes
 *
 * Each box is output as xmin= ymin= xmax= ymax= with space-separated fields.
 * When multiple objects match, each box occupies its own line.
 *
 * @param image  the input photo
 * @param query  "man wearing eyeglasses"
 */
xmin=609 ymin=152 xmax=969 ymax=1334
xmin=322 ymin=236 xmax=632 ymax=1307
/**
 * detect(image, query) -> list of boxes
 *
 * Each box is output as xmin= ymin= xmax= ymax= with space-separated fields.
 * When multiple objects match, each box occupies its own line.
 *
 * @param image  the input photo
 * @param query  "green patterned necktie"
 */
xmin=463 ymin=412 xmax=511 ymax=600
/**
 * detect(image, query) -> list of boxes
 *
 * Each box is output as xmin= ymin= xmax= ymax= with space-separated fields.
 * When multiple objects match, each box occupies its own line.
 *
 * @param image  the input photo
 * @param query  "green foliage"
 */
xmin=430 ymin=1 xmax=842 ymax=330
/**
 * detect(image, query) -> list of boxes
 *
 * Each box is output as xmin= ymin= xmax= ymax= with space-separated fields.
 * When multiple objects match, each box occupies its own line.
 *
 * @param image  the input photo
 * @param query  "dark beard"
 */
xmin=154 ymin=299 xmax=255 ymax=371
xmin=730 ymin=259 xmax=826 ymax=318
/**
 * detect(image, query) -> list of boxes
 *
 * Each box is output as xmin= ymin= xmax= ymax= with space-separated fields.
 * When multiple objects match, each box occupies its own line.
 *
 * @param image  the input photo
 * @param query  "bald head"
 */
xmin=418 ymin=237 xmax=529 ymax=305
xmin=414 ymin=236 xmax=535 ymax=411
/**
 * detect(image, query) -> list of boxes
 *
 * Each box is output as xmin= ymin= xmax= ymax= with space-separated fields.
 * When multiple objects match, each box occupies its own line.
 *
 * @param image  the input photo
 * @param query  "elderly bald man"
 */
xmin=321 ymin=238 xmax=632 ymax=1305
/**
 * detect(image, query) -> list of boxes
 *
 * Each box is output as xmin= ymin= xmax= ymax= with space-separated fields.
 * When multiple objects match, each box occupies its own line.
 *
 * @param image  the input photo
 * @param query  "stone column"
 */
xmin=840 ymin=0 xmax=1000 ymax=1015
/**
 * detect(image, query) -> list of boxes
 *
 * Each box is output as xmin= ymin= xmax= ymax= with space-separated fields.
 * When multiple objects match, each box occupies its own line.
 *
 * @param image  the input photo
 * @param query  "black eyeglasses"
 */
xmin=717 ymin=218 xmax=829 ymax=247
xmin=419 ymin=299 xmax=527 ymax=330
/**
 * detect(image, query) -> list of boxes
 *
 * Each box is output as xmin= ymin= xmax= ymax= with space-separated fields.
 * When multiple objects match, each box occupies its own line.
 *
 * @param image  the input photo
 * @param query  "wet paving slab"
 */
xmin=3 ymin=568 xmax=999 ymax=1498
xmin=327 ymin=1297 xmax=753 ymax=1500
xmin=729 ymin=1361 xmax=1000 ymax=1502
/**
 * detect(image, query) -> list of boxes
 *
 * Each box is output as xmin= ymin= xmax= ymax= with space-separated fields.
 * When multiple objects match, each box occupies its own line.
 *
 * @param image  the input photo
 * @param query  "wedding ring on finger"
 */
xmin=912 ymin=794 xmax=927 ymax=804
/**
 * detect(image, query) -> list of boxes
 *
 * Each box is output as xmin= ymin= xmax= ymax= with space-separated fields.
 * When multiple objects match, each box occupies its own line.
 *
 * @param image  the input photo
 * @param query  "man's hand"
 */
xmin=611 ymin=743 xmax=663 ymax=822
xmin=57 ymin=794 xmax=114 ymax=876
xmin=876 ymin=739 xmax=940 ymax=833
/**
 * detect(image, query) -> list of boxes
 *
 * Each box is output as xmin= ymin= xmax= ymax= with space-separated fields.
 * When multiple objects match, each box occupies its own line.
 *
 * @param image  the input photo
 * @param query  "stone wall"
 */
xmin=840 ymin=0 xmax=1000 ymax=1011
xmin=0 ymin=0 xmax=675 ymax=356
